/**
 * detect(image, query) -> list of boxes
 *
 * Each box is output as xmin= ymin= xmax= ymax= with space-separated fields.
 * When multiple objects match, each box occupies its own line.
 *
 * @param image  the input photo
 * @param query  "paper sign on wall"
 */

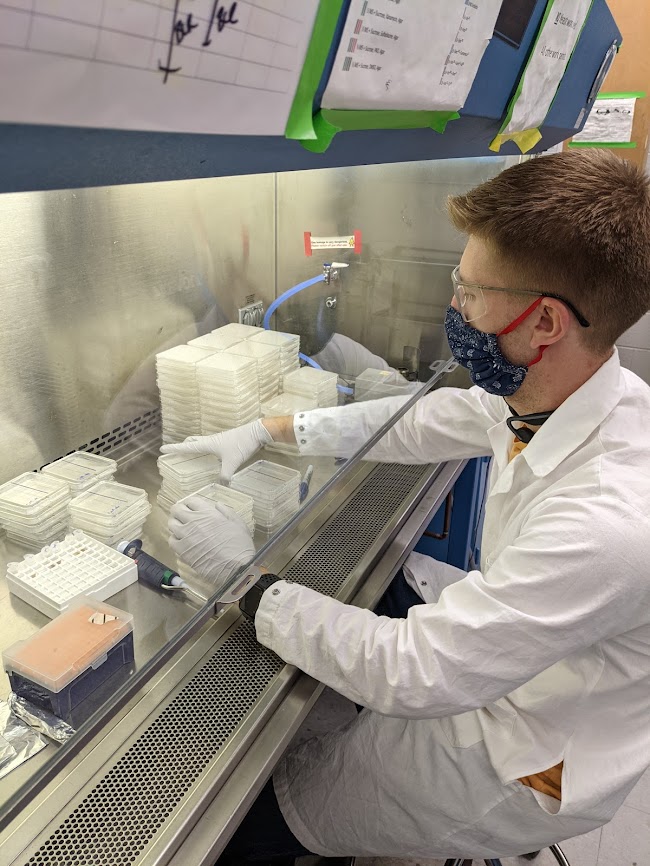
xmin=491 ymin=0 xmax=593 ymax=153
xmin=0 ymin=1 xmax=318 ymax=135
xmin=573 ymin=96 xmax=637 ymax=144
xmin=322 ymin=0 xmax=505 ymax=113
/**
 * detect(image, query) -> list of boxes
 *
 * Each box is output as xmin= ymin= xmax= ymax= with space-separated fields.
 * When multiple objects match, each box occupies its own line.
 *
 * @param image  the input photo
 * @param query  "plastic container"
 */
xmin=3 ymin=597 xmax=134 ymax=722
xmin=6 ymin=531 xmax=138 ymax=618
xmin=41 ymin=453 xmax=117 ymax=495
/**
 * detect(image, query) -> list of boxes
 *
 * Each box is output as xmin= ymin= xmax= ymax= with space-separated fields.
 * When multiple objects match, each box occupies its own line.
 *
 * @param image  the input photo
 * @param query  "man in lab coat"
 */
xmin=165 ymin=152 xmax=650 ymax=860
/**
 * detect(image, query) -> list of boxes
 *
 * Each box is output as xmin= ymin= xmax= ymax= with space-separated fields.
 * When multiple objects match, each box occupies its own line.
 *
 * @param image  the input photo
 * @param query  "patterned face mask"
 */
xmin=444 ymin=299 xmax=546 ymax=397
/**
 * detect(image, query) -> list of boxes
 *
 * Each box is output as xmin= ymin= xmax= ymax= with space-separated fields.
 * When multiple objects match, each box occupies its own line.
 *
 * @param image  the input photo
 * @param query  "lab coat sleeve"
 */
xmin=255 ymin=494 xmax=650 ymax=718
xmin=294 ymin=385 xmax=500 ymax=464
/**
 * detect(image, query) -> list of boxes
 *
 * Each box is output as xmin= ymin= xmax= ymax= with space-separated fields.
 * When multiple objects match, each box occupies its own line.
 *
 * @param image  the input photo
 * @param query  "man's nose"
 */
xmin=450 ymin=294 xmax=459 ymax=310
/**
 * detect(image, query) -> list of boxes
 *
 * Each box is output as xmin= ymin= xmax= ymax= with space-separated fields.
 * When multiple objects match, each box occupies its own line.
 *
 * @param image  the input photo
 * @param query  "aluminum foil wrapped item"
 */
xmin=9 ymin=693 xmax=75 ymax=744
xmin=0 ymin=699 xmax=47 ymax=780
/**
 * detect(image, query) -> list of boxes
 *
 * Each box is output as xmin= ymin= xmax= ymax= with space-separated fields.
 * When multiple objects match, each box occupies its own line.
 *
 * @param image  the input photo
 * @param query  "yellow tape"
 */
xmin=489 ymin=127 xmax=543 ymax=153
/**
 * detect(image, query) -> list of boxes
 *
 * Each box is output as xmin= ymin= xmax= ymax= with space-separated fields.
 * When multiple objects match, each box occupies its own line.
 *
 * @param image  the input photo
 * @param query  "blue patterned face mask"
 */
xmin=444 ymin=300 xmax=546 ymax=397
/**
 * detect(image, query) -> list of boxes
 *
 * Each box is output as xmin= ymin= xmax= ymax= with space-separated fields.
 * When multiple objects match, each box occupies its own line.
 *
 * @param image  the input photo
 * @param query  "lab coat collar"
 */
xmin=488 ymin=349 xmax=624 ymax=480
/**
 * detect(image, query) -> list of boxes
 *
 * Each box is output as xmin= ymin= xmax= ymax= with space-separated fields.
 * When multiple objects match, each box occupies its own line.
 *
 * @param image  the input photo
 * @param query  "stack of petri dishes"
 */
xmin=248 ymin=330 xmax=300 ymax=385
xmin=156 ymin=453 xmax=222 ymax=511
xmin=175 ymin=482 xmax=255 ymax=584
xmin=227 ymin=341 xmax=281 ymax=403
xmin=283 ymin=367 xmax=338 ymax=408
xmin=231 ymin=460 xmax=300 ymax=534
xmin=0 ymin=472 xmax=71 ymax=548
xmin=210 ymin=323 xmax=263 ymax=341
xmin=156 ymin=345 xmax=216 ymax=443
xmin=260 ymin=393 xmax=317 ymax=456
xmin=69 ymin=481 xmax=151 ymax=548
xmin=197 ymin=353 xmax=260 ymax=434
xmin=41 ymin=452 xmax=117 ymax=495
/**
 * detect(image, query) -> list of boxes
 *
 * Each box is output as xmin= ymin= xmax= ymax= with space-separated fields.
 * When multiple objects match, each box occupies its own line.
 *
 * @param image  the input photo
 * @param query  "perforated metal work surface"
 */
xmin=21 ymin=462 xmax=430 ymax=866
xmin=283 ymin=462 xmax=431 ymax=595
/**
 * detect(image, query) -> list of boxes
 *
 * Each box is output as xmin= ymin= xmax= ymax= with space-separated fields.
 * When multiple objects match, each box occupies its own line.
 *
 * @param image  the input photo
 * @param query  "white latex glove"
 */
xmin=169 ymin=496 xmax=255 ymax=591
xmin=160 ymin=419 xmax=273 ymax=482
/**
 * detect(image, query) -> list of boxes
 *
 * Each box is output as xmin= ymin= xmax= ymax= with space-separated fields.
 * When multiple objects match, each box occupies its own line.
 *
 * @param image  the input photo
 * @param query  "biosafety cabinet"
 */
xmin=0 ymin=0 xmax=621 ymax=863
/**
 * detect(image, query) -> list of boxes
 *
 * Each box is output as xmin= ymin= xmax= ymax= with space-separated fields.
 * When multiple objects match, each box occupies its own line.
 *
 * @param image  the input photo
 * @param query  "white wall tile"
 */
xmin=597 ymin=805 xmax=650 ymax=866
xmin=624 ymin=768 xmax=650 ymax=815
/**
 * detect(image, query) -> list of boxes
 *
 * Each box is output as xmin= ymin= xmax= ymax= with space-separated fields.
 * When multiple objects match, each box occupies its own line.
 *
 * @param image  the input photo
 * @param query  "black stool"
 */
xmin=443 ymin=843 xmax=570 ymax=866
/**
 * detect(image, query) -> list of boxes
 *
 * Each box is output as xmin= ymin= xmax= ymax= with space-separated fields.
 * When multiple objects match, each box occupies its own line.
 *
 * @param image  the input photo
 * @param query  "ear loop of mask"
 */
xmin=496 ymin=296 xmax=547 ymax=367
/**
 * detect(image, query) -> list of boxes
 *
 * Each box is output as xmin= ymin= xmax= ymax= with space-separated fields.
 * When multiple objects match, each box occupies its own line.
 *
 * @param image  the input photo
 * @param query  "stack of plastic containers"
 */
xmin=283 ymin=367 xmax=338 ymax=408
xmin=0 ymin=473 xmax=71 ymax=548
xmin=41 ymin=452 xmax=117 ymax=495
xmin=175 ymin=482 xmax=255 ymax=583
xmin=227 ymin=341 xmax=281 ymax=403
xmin=248 ymin=330 xmax=300 ymax=384
xmin=69 ymin=482 xmax=151 ymax=547
xmin=156 ymin=453 xmax=222 ymax=511
xmin=231 ymin=460 xmax=300 ymax=534
xmin=197 ymin=353 xmax=260 ymax=434
xmin=5 ymin=531 xmax=138 ymax=618
xmin=260 ymin=393 xmax=317 ymax=456
xmin=156 ymin=345 xmax=216 ymax=443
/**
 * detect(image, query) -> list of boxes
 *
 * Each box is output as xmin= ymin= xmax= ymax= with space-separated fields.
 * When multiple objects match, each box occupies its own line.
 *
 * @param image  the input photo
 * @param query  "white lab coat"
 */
xmin=254 ymin=350 xmax=650 ymax=858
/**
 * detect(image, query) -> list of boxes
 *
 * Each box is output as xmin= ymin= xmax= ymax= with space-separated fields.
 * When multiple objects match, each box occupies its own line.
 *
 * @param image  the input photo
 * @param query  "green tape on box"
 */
xmin=301 ymin=108 xmax=460 ymax=154
xmin=285 ymin=1 xmax=460 ymax=152
xmin=595 ymin=91 xmax=646 ymax=99
xmin=285 ymin=0 xmax=346 ymax=141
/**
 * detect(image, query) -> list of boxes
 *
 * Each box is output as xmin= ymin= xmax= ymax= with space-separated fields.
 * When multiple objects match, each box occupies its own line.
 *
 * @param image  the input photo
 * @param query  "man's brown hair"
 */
xmin=447 ymin=151 xmax=650 ymax=354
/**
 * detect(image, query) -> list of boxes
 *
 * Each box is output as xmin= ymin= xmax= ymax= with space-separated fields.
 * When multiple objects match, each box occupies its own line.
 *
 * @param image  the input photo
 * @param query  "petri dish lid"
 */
xmin=197 ymin=353 xmax=258 ymax=375
xmin=157 ymin=453 xmax=222 ymax=481
xmin=211 ymin=323 xmax=263 ymax=340
xmin=231 ymin=460 xmax=301 ymax=496
xmin=0 ymin=472 xmax=70 ymax=513
xmin=188 ymin=332 xmax=243 ymax=350
xmin=156 ymin=345 xmax=217 ymax=365
xmin=226 ymin=343 xmax=280 ymax=363
xmin=248 ymin=330 xmax=300 ymax=349
xmin=41 ymin=454 xmax=118 ymax=488
xmin=69 ymin=482 xmax=147 ymax=520
xmin=2 ymin=597 xmax=133 ymax=693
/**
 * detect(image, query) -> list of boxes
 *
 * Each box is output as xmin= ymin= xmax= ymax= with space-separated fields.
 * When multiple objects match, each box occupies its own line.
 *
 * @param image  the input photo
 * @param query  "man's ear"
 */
xmin=531 ymin=298 xmax=571 ymax=349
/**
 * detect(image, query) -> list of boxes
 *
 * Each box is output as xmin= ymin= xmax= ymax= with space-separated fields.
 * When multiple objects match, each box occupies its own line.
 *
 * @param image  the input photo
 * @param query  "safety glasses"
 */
xmin=451 ymin=266 xmax=591 ymax=328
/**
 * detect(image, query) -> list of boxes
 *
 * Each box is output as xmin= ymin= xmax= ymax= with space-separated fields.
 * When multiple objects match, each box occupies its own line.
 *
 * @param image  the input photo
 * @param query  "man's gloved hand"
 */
xmin=160 ymin=419 xmax=273 ymax=482
xmin=169 ymin=496 xmax=255 ymax=590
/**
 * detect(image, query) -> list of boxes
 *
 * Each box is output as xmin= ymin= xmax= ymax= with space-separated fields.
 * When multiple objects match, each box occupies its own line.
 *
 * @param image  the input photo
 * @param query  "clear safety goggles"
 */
xmin=450 ymin=266 xmax=590 ymax=328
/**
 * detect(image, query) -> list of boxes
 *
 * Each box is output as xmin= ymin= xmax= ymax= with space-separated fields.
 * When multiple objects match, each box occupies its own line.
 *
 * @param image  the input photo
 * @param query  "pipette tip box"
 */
xmin=3 ymin=597 xmax=134 ymax=723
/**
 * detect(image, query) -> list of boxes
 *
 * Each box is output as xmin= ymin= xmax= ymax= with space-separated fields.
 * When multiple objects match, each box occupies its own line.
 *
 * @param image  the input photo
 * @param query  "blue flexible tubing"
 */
xmin=264 ymin=273 xmax=354 ymax=396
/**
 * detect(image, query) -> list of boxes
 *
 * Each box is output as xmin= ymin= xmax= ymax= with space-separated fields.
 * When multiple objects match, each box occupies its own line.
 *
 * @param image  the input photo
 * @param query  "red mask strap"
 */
xmin=497 ymin=296 xmax=544 ymax=337
xmin=527 ymin=344 xmax=547 ymax=367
